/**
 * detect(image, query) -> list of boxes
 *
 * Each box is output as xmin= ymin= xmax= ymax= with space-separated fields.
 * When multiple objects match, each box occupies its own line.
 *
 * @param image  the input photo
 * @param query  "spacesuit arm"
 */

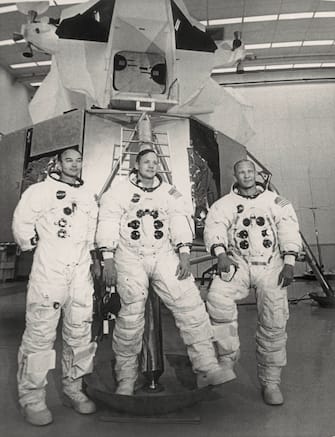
xmin=274 ymin=196 xmax=302 ymax=265
xmin=167 ymin=186 xmax=193 ymax=253
xmin=96 ymin=189 xmax=123 ymax=255
xmin=12 ymin=185 xmax=43 ymax=251
xmin=203 ymin=200 xmax=231 ymax=255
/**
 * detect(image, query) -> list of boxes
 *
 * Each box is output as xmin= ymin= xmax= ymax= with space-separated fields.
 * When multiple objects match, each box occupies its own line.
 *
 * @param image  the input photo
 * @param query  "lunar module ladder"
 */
xmin=111 ymin=127 xmax=173 ymax=184
xmin=97 ymin=114 xmax=173 ymax=200
xmin=247 ymin=150 xmax=335 ymax=307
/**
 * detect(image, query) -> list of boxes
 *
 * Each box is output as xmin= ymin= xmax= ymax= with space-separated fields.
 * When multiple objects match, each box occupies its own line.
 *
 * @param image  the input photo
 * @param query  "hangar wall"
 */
xmin=0 ymin=66 xmax=32 ymax=135
xmin=240 ymin=82 xmax=335 ymax=273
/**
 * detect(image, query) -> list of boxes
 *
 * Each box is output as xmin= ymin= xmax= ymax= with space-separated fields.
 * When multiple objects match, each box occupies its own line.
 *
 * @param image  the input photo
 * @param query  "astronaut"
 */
xmin=13 ymin=148 xmax=99 ymax=426
xmin=204 ymin=159 xmax=301 ymax=406
xmin=96 ymin=146 xmax=234 ymax=396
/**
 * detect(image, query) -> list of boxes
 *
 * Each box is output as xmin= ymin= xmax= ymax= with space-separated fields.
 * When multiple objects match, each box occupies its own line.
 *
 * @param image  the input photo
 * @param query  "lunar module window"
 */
xmin=56 ymin=0 xmax=115 ymax=42
xmin=113 ymin=51 xmax=167 ymax=94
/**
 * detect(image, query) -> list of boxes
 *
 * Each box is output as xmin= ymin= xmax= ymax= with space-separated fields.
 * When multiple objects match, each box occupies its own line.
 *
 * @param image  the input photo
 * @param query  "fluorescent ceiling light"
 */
xmin=212 ymin=62 xmax=335 ymax=74
xmin=265 ymin=64 xmax=293 ymax=70
xmin=293 ymin=63 xmax=321 ymax=68
xmin=272 ymin=41 xmax=302 ymax=48
xmin=10 ymin=62 xmax=37 ymax=69
xmin=244 ymin=15 xmax=278 ymax=22
xmin=245 ymin=40 xmax=333 ymax=50
xmin=212 ymin=67 xmax=236 ymax=74
xmin=314 ymin=11 xmax=335 ymax=17
xmin=0 ymin=39 xmax=25 ymax=47
xmin=0 ymin=5 xmax=17 ymax=14
xmin=36 ymin=60 xmax=52 ymax=66
xmin=244 ymin=65 xmax=265 ymax=71
xmin=202 ymin=11 xmax=335 ymax=27
xmin=52 ymin=0 xmax=86 ymax=4
xmin=303 ymin=40 xmax=334 ymax=46
xmin=200 ymin=17 xmax=242 ymax=26
xmin=0 ymin=1 xmax=83 ymax=12
xmin=30 ymin=82 xmax=42 ymax=87
xmin=10 ymin=60 xmax=51 ymax=69
xmin=245 ymin=43 xmax=271 ymax=50
xmin=279 ymin=12 xmax=313 ymax=20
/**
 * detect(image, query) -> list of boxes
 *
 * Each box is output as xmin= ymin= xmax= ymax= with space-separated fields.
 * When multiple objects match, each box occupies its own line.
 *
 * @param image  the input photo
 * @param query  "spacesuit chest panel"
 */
xmin=36 ymin=183 xmax=93 ymax=243
xmin=120 ymin=188 xmax=170 ymax=250
xmin=229 ymin=196 xmax=278 ymax=263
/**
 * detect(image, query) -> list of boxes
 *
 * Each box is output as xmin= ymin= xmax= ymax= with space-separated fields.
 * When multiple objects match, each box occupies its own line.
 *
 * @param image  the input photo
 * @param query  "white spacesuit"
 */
xmin=96 ymin=170 xmax=234 ymax=394
xmin=13 ymin=174 xmax=98 ymax=423
xmin=204 ymin=183 xmax=301 ymax=400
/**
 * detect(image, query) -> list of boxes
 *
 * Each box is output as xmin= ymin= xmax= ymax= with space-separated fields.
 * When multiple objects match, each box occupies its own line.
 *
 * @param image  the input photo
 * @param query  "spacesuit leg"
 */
xmin=62 ymin=265 xmax=96 ymax=414
xmin=206 ymin=261 xmax=250 ymax=369
xmin=112 ymin=253 xmax=149 ymax=394
xmin=253 ymin=259 xmax=289 ymax=387
xmin=17 ymin=281 xmax=61 ymax=409
xmin=153 ymin=251 xmax=236 ymax=386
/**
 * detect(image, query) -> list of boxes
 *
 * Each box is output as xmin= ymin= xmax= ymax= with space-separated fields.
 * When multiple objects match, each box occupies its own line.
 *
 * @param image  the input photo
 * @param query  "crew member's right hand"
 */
xmin=103 ymin=258 xmax=118 ymax=287
xmin=217 ymin=253 xmax=239 ymax=276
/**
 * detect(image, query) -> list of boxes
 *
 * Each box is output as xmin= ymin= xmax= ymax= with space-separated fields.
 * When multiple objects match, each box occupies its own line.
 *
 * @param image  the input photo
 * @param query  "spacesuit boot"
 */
xmin=63 ymin=378 xmax=96 ymax=414
xmin=218 ymin=355 xmax=237 ymax=381
xmin=262 ymin=384 xmax=284 ymax=406
xmin=115 ymin=378 xmax=137 ymax=396
xmin=258 ymin=365 xmax=284 ymax=406
xmin=17 ymin=348 xmax=56 ymax=426
xmin=196 ymin=364 xmax=236 ymax=389
xmin=21 ymin=400 xmax=53 ymax=427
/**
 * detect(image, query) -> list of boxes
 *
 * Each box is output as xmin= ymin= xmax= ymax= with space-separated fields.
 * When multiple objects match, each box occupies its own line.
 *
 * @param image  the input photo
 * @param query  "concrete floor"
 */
xmin=1 ymin=280 xmax=335 ymax=437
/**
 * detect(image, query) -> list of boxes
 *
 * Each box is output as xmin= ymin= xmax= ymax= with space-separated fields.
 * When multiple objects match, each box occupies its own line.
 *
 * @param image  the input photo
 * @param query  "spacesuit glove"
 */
xmin=90 ymin=259 xmax=102 ymax=279
xmin=278 ymin=263 xmax=294 ymax=288
xmin=175 ymin=252 xmax=191 ymax=280
xmin=103 ymin=258 xmax=118 ymax=287
xmin=217 ymin=253 xmax=239 ymax=275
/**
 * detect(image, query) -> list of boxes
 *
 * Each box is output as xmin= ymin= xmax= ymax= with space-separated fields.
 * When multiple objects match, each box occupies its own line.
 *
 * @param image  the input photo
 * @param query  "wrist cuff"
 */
xmin=214 ymin=246 xmax=225 ymax=257
xmin=210 ymin=244 xmax=226 ymax=257
xmin=284 ymin=254 xmax=296 ymax=266
xmin=176 ymin=242 xmax=192 ymax=253
xmin=102 ymin=252 xmax=114 ymax=260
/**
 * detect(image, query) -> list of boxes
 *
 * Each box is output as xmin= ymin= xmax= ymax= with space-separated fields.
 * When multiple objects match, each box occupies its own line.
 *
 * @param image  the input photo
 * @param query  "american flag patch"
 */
xmin=274 ymin=196 xmax=290 ymax=207
xmin=168 ymin=186 xmax=182 ymax=199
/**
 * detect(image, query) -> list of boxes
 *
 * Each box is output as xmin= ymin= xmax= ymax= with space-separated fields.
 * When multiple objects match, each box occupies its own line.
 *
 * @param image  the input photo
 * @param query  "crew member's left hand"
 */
xmin=176 ymin=252 xmax=191 ymax=280
xmin=91 ymin=259 xmax=102 ymax=279
xmin=278 ymin=263 xmax=294 ymax=288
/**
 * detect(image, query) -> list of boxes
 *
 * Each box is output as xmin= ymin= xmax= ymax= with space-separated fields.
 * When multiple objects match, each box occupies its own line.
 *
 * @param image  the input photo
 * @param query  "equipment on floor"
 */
xmin=300 ymin=233 xmax=335 ymax=307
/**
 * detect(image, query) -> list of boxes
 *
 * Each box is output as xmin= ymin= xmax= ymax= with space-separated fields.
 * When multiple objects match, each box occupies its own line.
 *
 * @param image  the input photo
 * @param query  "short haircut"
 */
xmin=57 ymin=146 xmax=81 ymax=162
xmin=136 ymin=148 xmax=157 ymax=163
xmin=233 ymin=159 xmax=255 ymax=174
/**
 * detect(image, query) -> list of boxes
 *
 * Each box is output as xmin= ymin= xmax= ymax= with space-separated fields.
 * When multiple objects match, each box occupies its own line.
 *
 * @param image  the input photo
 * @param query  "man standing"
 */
xmin=96 ymin=147 xmax=234 ymax=396
xmin=13 ymin=148 xmax=98 ymax=426
xmin=204 ymin=159 xmax=301 ymax=406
